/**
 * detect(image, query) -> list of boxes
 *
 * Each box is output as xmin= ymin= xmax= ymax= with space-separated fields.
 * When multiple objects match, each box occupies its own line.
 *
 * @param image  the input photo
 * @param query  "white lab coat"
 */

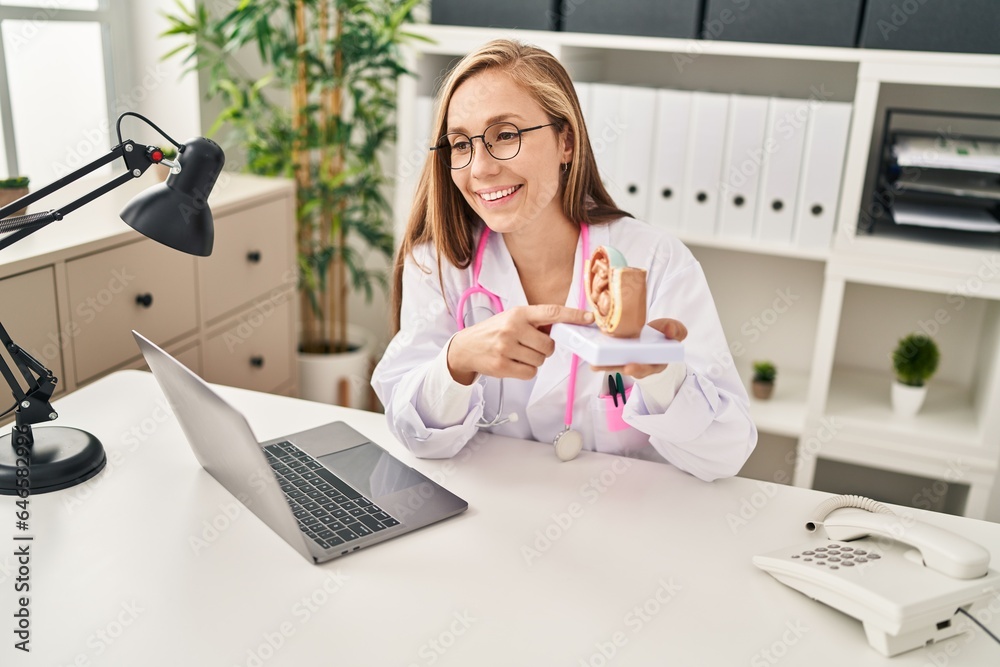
xmin=371 ymin=217 xmax=757 ymax=481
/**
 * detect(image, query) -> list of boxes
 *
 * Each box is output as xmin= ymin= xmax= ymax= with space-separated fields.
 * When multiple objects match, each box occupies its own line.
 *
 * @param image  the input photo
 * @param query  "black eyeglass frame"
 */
xmin=430 ymin=122 xmax=557 ymax=170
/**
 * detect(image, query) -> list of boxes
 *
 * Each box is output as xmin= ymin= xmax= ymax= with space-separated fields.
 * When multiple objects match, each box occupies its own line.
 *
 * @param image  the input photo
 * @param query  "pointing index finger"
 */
xmin=524 ymin=304 xmax=595 ymax=327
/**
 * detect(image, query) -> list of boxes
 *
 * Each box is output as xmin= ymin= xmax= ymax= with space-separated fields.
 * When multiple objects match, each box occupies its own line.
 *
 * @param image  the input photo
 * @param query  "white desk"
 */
xmin=2 ymin=371 xmax=999 ymax=666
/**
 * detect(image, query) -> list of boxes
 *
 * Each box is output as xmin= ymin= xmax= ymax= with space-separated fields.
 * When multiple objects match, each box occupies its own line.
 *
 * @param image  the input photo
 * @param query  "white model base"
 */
xmin=550 ymin=323 xmax=685 ymax=367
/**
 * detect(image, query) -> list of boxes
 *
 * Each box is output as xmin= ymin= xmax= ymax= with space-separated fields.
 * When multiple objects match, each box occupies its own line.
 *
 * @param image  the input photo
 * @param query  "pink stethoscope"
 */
xmin=455 ymin=224 xmax=590 ymax=461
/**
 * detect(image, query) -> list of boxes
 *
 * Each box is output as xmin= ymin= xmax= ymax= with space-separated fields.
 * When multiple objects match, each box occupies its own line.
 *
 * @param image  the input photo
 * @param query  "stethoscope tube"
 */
xmin=456 ymin=225 xmax=590 ymax=448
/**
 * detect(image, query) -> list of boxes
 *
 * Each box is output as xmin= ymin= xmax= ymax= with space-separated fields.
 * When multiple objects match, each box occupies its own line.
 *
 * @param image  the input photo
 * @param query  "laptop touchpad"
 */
xmin=318 ymin=443 xmax=427 ymax=499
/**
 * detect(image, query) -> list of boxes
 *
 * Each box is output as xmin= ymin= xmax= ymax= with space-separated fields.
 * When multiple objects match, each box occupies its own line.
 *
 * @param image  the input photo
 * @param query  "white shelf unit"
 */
xmin=393 ymin=24 xmax=1000 ymax=520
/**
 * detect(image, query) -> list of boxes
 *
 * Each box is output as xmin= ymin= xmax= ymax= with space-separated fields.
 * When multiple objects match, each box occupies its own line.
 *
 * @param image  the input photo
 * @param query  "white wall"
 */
xmin=128 ymin=0 xmax=202 ymax=143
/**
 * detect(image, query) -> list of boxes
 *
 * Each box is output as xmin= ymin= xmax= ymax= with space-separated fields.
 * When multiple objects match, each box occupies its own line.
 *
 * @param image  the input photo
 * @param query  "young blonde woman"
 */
xmin=372 ymin=39 xmax=755 ymax=480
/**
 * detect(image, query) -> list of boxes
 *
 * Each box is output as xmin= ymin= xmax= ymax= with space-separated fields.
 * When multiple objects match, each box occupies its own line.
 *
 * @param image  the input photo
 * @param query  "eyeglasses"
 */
xmin=431 ymin=122 xmax=555 ymax=170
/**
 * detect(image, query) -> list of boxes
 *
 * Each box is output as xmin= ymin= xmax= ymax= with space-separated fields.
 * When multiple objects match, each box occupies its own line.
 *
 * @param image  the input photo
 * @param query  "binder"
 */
xmin=755 ymin=97 xmax=809 ymax=244
xmin=794 ymin=102 xmax=853 ymax=249
xmin=680 ymin=92 xmax=730 ymax=237
xmin=647 ymin=89 xmax=693 ymax=231
xmin=585 ymin=83 xmax=627 ymax=207
xmin=717 ymin=95 xmax=769 ymax=240
xmin=614 ymin=86 xmax=657 ymax=221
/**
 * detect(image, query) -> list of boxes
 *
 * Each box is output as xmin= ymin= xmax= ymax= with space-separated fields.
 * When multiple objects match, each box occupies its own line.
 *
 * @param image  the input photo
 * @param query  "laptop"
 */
xmin=132 ymin=331 xmax=468 ymax=563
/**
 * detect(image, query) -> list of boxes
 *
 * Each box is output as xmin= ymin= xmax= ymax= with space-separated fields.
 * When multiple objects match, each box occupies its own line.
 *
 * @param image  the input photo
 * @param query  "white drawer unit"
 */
xmin=66 ymin=239 xmax=198 ymax=383
xmin=0 ymin=173 xmax=297 ymax=397
xmin=0 ymin=267 xmax=64 ymax=397
xmin=203 ymin=296 xmax=294 ymax=394
xmin=198 ymin=196 xmax=295 ymax=323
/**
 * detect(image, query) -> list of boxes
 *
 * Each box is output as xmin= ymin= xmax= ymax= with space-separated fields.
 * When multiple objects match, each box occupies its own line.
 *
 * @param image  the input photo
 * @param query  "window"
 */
xmin=0 ymin=0 xmax=130 ymax=185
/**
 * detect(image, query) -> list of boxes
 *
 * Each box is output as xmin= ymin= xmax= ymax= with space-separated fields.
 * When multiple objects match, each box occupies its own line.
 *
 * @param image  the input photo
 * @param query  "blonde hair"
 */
xmin=391 ymin=39 xmax=628 ymax=331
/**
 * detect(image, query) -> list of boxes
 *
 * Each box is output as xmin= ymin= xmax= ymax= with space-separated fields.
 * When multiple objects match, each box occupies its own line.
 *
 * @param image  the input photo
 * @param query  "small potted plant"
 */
xmin=154 ymin=146 xmax=178 ymax=181
xmin=891 ymin=333 xmax=940 ymax=417
xmin=752 ymin=361 xmax=777 ymax=400
xmin=0 ymin=176 xmax=30 ymax=216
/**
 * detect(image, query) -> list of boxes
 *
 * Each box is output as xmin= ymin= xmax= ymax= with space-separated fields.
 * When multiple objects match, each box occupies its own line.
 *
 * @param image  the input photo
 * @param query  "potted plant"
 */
xmin=165 ymin=0 xmax=421 ymax=407
xmin=891 ymin=333 xmax=940 ymax=417
xmin=0 ymin=176 xmax=30 ymax=217
xmin=751 ymin=361 xmax=776 ymax=400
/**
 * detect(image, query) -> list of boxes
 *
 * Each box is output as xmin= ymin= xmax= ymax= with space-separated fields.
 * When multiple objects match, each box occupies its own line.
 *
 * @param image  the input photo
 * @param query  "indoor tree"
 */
xmin=164 ymin=0 xmax=422 ymax=354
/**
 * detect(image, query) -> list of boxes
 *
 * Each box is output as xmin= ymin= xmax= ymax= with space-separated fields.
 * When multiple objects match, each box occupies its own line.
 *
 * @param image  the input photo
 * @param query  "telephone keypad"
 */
xmin=790 ymin=543 xmax=878 ymax=570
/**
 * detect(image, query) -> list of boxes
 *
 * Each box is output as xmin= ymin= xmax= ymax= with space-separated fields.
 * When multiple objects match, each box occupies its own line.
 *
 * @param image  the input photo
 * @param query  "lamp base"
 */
xmin=0 ymin=426 xmax=106 ymax=495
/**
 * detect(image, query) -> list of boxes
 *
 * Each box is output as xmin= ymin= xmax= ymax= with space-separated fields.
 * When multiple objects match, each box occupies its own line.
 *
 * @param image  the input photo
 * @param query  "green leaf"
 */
xmin=168 ymin=0 xmax=417 ymax=347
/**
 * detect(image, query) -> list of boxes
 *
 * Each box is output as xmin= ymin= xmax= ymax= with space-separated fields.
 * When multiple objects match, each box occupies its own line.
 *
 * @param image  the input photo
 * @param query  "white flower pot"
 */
xmin=297 ymin=324 xmax=376 ymax=409
xmin=891 ymin=381 xmax=926 ymax=417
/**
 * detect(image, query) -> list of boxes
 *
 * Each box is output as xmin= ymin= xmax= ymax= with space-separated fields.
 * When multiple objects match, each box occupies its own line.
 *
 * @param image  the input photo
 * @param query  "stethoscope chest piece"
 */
xmin=554 ymin=428 xmax=583 ymax=462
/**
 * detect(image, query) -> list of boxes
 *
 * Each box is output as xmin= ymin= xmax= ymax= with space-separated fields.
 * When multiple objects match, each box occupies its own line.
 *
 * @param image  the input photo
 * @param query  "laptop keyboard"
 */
xmin=263 ymin=441 xmax=400 ymax=551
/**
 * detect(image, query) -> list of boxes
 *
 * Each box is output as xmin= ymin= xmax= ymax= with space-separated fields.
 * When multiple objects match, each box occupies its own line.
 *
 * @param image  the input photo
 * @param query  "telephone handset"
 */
xmin=754 ymin=495 xmax=1000 ymax=657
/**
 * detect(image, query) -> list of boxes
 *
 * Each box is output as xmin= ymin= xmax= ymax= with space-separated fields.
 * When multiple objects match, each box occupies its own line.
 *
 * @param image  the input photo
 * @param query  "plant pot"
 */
xmin=751 ymin=380 xmax=774 ymax=400
xmin=891 ymin=381 xmax=926 ymax=417
xmin=0 ymin=187 xmax=29 ymax=217
xmin=297 ymin=324 xmax=376 ymax=409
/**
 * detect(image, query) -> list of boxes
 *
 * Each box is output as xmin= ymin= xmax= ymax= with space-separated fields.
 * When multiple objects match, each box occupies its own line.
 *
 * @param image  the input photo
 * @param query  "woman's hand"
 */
xmin=591 ymin=318 xmax=688 ymax=380
xmin=448 ymin=305 xmax=595 ymax=385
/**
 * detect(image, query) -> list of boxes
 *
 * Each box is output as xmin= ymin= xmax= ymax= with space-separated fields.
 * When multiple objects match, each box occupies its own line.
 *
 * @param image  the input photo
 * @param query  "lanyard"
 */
xmin=564 ymin=223 xmax=589 ymax=431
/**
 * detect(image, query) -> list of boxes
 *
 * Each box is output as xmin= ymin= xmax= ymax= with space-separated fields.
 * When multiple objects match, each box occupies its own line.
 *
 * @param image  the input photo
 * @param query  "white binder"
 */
xmin=794 ymin=102 xmax=853 ymax=249
xmin=717 ymin=95 xmax=769 ymax=240
xmin=755 ymin=97 xmax=809 ymax=244
xmin=680 ymin=91 xmax=730 ymax=238
xmin=648 ymin=89 xmax=693 ymax=231
xmin=585 ymin=83 xmax=627 ymax=207
xmin=615 ymin=86 xmax=657 ymax=221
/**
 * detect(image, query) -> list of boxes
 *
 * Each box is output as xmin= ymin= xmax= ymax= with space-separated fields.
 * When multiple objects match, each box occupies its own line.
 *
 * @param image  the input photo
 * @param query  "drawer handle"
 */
xmin=247 ymin=251 xmax=262 ymax=263
xmin=250 ymin=356 xmax=264 ymax=368
xmin=136 ymin=293 xmax=153 ymax=308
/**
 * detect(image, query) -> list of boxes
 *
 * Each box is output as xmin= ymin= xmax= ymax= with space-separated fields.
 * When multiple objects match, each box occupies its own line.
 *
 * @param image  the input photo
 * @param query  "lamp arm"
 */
xmin=0 ymin=320 xmax=56 ymax=429
xmin=0 ymin=139 xmax=160 ymax=252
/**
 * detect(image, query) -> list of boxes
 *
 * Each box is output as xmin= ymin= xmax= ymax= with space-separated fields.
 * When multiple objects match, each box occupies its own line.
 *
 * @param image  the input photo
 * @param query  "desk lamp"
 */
xmin=0 ymin=112 xmax=225 ymax=495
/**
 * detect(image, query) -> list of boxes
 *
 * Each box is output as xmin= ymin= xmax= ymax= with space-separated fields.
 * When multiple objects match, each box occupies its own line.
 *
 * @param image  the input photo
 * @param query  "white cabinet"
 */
xmin=66 ymin=238 xmax=198 ymax=383
xmin=0 ymin=267 xmax=65 ymax=397
xmin=0 ymin=173 xmax=298 ymax=404
xmin=395 ymin=24 xmax=1000 ymax=521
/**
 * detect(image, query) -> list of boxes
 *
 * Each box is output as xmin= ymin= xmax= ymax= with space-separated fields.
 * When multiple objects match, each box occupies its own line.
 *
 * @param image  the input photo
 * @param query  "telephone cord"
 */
xmin=806 ymin=494 xmax=895 ymax=531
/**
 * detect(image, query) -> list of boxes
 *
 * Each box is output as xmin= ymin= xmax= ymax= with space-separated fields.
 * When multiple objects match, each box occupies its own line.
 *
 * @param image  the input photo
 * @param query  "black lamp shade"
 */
xmin=120 ymin=137 xmax=225 ymax=257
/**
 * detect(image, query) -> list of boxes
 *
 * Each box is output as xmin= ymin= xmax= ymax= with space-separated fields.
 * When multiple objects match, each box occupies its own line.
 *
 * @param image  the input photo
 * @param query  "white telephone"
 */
xmin=753 ymin=495 xmax=1000 ymax=657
